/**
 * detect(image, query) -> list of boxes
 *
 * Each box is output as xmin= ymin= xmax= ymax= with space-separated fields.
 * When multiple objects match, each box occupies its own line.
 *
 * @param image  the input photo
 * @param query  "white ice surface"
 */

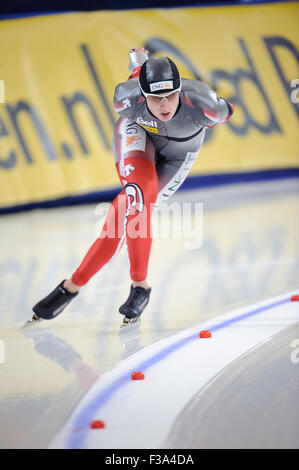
xmin=49 ymin=291 xmax=299 ymax=449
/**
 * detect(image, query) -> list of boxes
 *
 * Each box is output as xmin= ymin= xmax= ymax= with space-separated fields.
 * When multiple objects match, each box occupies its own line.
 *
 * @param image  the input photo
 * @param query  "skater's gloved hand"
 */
xmin=206 ymin=101 xmax=234 ymax=128
xmin=128 ymin=47 xmax=149 ymax=77
xmin=130 ymin=46 xmax=149 ymax=54
xmin=224 ymin=101 xmax=234 ymax=121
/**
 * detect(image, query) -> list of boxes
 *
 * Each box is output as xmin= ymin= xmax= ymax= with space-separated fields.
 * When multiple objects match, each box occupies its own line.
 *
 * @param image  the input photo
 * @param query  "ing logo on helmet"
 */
xmin=150 ymin=80 xmax=173 ymax=92
xmin=125 ymin=183 xmax=144 ymax=213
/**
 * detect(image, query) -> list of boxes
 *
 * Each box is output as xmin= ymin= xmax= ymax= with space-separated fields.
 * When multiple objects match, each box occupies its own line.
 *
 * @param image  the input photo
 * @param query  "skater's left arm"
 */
xmin=192 ymin=81 xmax=234 ymax=128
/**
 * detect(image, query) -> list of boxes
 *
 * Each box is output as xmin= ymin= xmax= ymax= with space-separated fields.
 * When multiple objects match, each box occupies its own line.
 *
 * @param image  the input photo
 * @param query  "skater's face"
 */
xmin=146 ymin=91 xmax=179 ymax=122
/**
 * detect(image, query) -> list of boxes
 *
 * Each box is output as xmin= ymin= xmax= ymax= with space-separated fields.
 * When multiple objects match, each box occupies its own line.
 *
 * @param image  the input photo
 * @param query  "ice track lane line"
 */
xmin=48 ymin=290 xmax=299 ymax=449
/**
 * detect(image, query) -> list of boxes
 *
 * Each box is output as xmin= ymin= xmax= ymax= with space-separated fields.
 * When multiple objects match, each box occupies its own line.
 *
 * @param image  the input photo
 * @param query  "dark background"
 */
xmin=0 ymin=0 xmax=286 ymax=18
xmin=0 ymin=1 xmax=228 ymax=16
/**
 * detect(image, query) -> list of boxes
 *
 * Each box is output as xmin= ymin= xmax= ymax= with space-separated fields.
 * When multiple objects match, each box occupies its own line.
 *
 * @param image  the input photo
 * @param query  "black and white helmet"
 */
xmin=139 ymin=57 xmax=181 ymax=97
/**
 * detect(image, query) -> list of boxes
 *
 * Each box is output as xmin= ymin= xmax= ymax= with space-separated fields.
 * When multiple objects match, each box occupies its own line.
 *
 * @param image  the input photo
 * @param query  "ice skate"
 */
xmin=22 ymin=313 xmax=43 ymax=329
xmin=26 ymin=280 xmax=79 ymax=325
xmin=119 ymin=285 xmax=151 ymax=327
xmin=121 ymin=316 xmax=140 ymax=328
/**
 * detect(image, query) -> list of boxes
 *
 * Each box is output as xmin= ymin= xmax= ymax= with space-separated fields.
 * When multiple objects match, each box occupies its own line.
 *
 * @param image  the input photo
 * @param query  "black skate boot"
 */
xmin=119 ymin=285 xmax=151 ymax=326
xmin=30 ymin=280 xmax=78 ymax=322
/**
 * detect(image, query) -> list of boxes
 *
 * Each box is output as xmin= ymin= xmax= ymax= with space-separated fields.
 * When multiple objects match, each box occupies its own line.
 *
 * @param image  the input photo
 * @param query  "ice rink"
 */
xmin=0 ymin=177 xmax=299 ymax=449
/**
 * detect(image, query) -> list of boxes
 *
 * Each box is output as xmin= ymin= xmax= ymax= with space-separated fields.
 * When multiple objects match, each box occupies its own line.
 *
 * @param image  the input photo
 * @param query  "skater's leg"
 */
xmin=70 ymin=189 xmax=127 ymax=286
xmin=114 ymin=118 xmax=157 ymax=282
xmin=113 ymin=119 xmax=158 ymax=321
xmin=120 ymin=156 xmax=158 ymax=283
xmin=116 ymin=155 xmax=158 ymax=321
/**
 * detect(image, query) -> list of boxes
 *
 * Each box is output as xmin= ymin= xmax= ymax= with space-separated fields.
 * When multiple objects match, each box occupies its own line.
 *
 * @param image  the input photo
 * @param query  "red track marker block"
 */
xmin=131 ymin=371 xmax=145 ymax=380
xmin=199 ymin=330 xmax=212 ymax=338
xmin=90 ymin=420 xmax=105 ymax=429
xmin=291 ymin=295 xmax=299 ymax=301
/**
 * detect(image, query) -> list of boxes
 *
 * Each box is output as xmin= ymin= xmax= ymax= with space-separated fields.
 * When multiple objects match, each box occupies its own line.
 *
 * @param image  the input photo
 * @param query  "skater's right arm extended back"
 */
xmin=113 ymin=47 xmax=149 ymax=120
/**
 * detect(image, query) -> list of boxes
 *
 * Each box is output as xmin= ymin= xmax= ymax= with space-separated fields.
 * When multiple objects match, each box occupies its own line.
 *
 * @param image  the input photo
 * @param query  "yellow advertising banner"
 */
xmin=0 ymin=2 xmax=298 ymax=208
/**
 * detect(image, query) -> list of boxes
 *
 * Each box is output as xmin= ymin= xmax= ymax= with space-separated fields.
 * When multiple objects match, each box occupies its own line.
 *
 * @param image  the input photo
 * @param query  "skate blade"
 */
xmin=120 ymin=317 xmax=140 ymax=328
xmin=22 ymin=314 xmax=43 ymax=329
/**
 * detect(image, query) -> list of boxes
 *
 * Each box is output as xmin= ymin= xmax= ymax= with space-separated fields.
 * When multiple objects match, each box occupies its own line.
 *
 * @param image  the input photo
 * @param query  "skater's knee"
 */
xmin=125 ymin=177 xmax=158 ymax=212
